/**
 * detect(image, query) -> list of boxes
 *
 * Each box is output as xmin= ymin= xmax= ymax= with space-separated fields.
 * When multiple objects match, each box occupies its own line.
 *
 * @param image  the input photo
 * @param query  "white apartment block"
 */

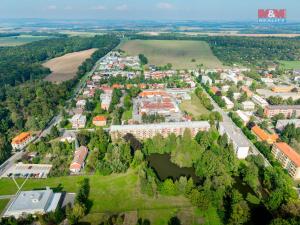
xmin=110 ymin=121 xmax=210 ymax=141
xmin=219 ymin=122 xmax=250 ymax=159
xmin=241 ymin=101 xmax=255 ymax=111
xmin=252 ymin=94 xmax=269 ymax=107
xmin=222 ymin=96 xmax=234 ymax=109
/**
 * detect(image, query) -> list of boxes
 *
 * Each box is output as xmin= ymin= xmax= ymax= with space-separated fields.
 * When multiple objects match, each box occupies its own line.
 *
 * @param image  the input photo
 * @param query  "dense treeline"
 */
xmin=0 ymin=34 xmax=119 ymax=86
xmin=128 ymin=34 xmax=300 ymax=66
xmin=0 ymin=35 xmax=120 ymax=164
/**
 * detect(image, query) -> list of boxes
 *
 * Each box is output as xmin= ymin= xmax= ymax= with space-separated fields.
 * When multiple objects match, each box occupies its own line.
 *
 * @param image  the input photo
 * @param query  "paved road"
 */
xmin=0 ymin=151 xmax=24 ymax=177
xmin=203 ymin=88 xmax=271 ymax=167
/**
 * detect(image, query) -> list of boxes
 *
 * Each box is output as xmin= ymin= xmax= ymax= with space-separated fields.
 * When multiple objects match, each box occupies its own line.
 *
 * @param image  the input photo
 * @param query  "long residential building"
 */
xmin=264 ymin=105 xmax=300 ymax=118
xmin=276 ymin=119 xmax=300 ymax=131
xmin=272 ymin=142 xmax=300 ymax=180
xmin=218 ymin=122 xmax=250 ymax=159
xmin=251 ymin=125 xmax=278 ymax=144
xmin=252 ymin=94 xmax=269 ymax=107
xmin=69 ymin=146 xmax=88 ymax=173
xmin=110 ymin=121 xmax=210 ymax=141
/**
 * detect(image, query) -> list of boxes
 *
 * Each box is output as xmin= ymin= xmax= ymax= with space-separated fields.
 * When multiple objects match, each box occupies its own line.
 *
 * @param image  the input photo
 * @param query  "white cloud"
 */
xmin=157 ymin=2 xmax=173 ymax=10
xmin=91 ymin=5 xmax=106 ymax=11
xmin=47 ymin=5 xmax=57 ymax=10
xmin=115 ymin=4 xmax=128 ymax=11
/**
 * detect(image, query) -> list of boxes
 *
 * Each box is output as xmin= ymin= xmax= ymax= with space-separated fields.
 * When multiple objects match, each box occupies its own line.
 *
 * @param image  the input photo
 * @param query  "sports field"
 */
xmin=0 ymin=169 xmax=220 ymax=224
xmin=0 ymin=35 xmax=50 ymax=46
xmin=119 ymin=40 xmax=224 ymax=69
xmin=43 ymin=48 xmax=97 ymax=83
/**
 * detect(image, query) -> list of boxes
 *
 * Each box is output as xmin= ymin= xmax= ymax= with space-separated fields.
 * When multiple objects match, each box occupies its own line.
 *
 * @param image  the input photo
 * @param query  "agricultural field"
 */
xmin=279 ymin=60 xmax=300 ymax=70
xmin=0 ymin=35 xmax=50 ymax=46
xmin=0 ymin=169 xmax=214 ymax=224
xmin=43 ymin=48 xmax=97 ymax=83
xmin=119 ymin=40 xmax=224 ymax=69
xmin=179 ymin=93 xmax=209 ymax=117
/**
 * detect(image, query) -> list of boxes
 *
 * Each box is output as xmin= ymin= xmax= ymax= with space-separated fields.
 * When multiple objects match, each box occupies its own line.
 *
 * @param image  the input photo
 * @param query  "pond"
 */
xmin=147 ymin=153 xmax=200 ymax=182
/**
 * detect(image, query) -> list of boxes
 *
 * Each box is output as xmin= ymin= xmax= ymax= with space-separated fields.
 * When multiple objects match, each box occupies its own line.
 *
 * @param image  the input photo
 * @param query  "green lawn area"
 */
xmin=0 ymin=35 xmax=51 ymax=46
xmin=0 ymin=199 xmax=10 ymax=214
xmin=0 ymin=170 xmax=222 ymax=224
xmin=279 ymin=60 xmax=300 ymax=70
xmin=194 ymin=207 xmax=222 ymax=225
xmin=119 ymin=40 xmax=224 ymax=69
xmin=179 ymin=93 xmax=209 ymax=117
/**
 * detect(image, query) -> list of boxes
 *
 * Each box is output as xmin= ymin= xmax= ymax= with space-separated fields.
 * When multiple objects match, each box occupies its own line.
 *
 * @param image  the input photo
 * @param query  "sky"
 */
xmin=0 ymin=0 xmax=299 ymax=21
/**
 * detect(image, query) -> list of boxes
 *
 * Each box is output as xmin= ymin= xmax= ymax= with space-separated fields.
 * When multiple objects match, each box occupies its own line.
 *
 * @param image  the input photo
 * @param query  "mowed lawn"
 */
xmin=0 ymin=170 xmax=190 ymax=214
xmin=43 ymin=48 xmax=97 ymax=83
xmin=280 ymin=60 xmax=300 ymax=70
xmin=119 ymin=40 xmax=224 ymax=69
xmin=180 ymin=93 xmax=209 ymax=117
xmin=0 ymin=169 xmax=221 ymax=224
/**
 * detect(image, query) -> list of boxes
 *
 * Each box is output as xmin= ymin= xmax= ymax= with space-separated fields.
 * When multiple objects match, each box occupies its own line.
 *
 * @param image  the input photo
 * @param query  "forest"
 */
xmin=0 ymin=34 xmax=120 ymax=164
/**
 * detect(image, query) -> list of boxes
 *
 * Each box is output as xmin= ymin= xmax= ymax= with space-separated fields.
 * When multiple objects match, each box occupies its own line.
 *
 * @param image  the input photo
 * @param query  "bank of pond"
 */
xmin=147 ymin=153 xmax=272 ymax=225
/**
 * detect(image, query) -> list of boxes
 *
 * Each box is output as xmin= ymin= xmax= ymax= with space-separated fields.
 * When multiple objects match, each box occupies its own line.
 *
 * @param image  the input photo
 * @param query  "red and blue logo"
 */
xmin=258 ymin=9 xmax=286 ymax=23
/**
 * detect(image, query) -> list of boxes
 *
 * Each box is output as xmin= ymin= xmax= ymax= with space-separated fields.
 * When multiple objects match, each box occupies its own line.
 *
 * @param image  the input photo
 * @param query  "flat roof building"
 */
xmin=276 ymin=119 xmax=300 ymax=131
xmin=252 ymin=95 xmax=269 ymax=108
xmin=264 ymin=105 xmax=300 ymax=118
xmin=110 ymin=121 xmax=210 ymax=141
xmin=3 ymin=187 xmax=61 ymax=218
xmin=218 ymin=122 xmax=250 ymax=159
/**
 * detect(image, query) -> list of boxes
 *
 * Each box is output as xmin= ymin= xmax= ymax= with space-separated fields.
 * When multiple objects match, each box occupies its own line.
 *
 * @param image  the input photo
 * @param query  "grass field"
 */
xmin=0 ymin=35 xmax=50 ymax=46
xmin=43 ymin=48 xmax=97 ymax=83
xmin=0 ymin=199 xmax=10 ymax=214
xmin=119 ymin=40 xmax=224 ymax=69
xmin=0 ymin=169 xmax=218 ymax=224
xmin=179 ymin=93 xmax=209 ymax=117
xmin=280 ymin=60 xmax=300 ymax=70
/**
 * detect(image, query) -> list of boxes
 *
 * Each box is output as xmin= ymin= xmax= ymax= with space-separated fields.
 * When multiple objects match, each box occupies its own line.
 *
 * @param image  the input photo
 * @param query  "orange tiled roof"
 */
xmin=211 ymin=86 xmax=219 ymax=94
xmin=275 ymin=142 xmax=300 ymax=167
xmin=139 ymin=90 xmax=169 ymax=97
xmin=70 ymin=146 xmax=88 ymax=169
xmin=93 ymin=116 xmax=107 ymax=122
xmin=252 ymin=125 xmax=278 ymax=144
xmin=12 ymin=132 xmax=31 ymax=144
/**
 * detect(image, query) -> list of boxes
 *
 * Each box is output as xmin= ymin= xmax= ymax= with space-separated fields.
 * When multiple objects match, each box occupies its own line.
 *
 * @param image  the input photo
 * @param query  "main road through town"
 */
xmin=202 ymin=87 xmax=271 ymax=167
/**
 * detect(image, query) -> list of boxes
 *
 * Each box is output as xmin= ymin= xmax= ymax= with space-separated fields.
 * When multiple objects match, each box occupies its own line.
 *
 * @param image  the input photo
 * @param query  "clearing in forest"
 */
xmin=43 ymin=48 xmax=97 ymax=83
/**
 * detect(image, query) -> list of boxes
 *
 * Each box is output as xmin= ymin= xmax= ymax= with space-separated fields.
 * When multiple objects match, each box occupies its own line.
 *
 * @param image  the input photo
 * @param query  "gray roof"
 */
xmin=219 ymin=122 xmax=250 ymax=148
xmin=267 ymin=105 xmax=300 ymax=110
xmin=110 ymin=121 xmax=210 ymax=132
xmin=5 ymin=188 xmax=58 ymax=214
xmin=276 ymin=119 xmax=300 ymax=128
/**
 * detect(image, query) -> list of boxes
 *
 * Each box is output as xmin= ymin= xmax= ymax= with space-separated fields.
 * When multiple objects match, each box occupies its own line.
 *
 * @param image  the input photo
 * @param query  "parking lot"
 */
xmin=1 ymin=163 xmax=52 ymax=179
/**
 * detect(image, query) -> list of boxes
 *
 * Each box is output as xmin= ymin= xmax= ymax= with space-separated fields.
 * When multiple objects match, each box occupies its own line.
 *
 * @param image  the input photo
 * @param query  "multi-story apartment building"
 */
xmin=264 ymin=105 xmax=300 ymax=118
xmin=276 ymin=119 xmax=300 ymax=131
xmin=218 ymin=122 xmax=250 ymax=159
xmin=11 ymin=132 xmax=34 ymax=150
xmin=110 ymin=121 xmax=210 ymax=141
xmin=252 ymin=95 xmax=269 ymax=108
xmin=272 ymin=142 xmax=300 ymax=180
